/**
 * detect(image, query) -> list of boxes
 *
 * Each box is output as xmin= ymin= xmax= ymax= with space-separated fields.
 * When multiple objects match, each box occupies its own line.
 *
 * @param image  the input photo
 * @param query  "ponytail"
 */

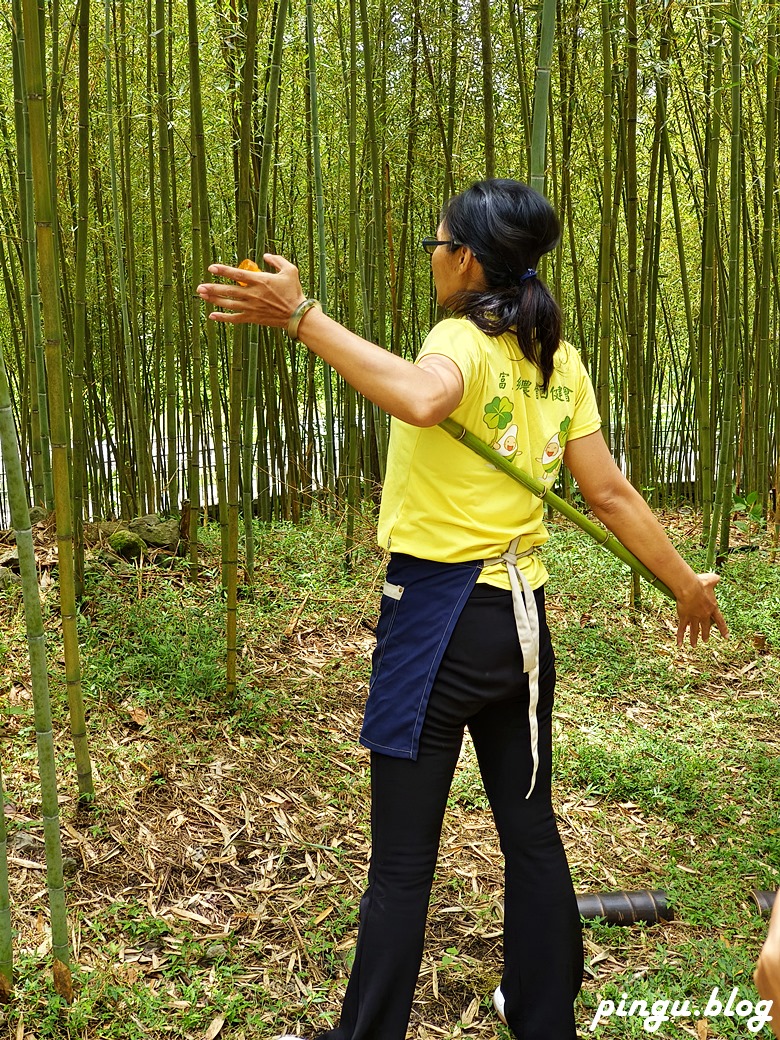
xmin=440 ymin=180 xmax=562 ymax=391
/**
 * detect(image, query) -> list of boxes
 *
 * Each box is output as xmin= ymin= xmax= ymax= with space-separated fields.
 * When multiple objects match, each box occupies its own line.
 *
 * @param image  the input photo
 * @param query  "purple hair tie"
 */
xmin=520 ymin=268 xmax=537 ymax=282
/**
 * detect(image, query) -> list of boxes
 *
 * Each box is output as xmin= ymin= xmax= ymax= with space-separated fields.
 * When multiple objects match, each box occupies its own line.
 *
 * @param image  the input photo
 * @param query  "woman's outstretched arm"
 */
xmin=196 ymin=254 xmax=462 ymax=427
xmin=564 ymin=430 xmax=728 ymax=647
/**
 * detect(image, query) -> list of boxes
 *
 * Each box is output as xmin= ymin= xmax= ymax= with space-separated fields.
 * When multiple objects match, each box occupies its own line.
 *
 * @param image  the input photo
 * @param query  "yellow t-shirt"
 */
xmin=377 ymin=317 xmax=602 ymax=589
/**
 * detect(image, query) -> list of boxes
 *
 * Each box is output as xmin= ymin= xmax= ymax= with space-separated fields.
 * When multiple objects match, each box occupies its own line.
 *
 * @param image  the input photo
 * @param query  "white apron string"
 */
xmin=482 ymin=536 xmax=540 ymax=798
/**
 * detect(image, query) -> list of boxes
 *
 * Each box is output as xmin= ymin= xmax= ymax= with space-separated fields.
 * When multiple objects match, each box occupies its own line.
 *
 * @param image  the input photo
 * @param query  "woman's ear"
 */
xmin=458 ymin=246 xmax=485 ymax=288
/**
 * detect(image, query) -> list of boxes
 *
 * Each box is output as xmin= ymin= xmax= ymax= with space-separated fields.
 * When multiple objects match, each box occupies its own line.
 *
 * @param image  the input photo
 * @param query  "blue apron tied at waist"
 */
xmin=482 ymin=537 xmax=540 ymax=798
xmin=360 ymin=554 xmax=483 ymax=759
xmin=360 ymin=544 xmax=539 ymax=784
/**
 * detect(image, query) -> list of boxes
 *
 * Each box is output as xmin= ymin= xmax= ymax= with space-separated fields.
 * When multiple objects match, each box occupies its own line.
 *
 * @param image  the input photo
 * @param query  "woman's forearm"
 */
xmin=196 ymin=256 xmax=462 ymax=426
xmin=294 ymin=308 xmax=459 ymax=426
xmin=564 ymin=430 xmax=727 ymax=645
xmin=586 ymin=481 xmax=700 ymax=599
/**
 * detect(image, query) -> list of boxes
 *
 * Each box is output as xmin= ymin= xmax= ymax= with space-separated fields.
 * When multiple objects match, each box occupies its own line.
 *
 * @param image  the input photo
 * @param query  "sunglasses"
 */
xmin=421 ymin=237 xmax=462 ymax=255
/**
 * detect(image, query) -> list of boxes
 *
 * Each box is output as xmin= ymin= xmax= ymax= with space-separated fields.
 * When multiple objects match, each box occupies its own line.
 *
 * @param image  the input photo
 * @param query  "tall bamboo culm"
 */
xmin=0 ymin=343 xmax=72 ymax=1001
xmin=0 ymin=0 xmax=777 ymax=558
xmin=0 ymin=758 xmax=10 ymax=1001
xmin=707 ymin=0 xmax=741 ymax=567
xmin=20 ymin=0 xmax=94 ymax=801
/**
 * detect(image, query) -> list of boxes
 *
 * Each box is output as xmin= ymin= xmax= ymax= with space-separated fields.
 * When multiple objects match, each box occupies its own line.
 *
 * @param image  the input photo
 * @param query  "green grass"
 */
xmin=0 ymin=511 xmax=778 ymax=1038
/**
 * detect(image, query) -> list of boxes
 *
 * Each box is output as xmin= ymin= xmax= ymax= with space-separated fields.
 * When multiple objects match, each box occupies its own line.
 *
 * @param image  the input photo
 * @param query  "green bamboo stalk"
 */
xmin=507 ymin=0 xmax=532 ymax=178
xmin=390 ymin=16 xmax=418 ymax=357
xmin=529 ymin=0 xmax=557 ymax=195
xmin=155 ymin=0 xmax=177 ymax=513
xmin=709 ymin=0 xmax=741 ymax=566
xmin=188 ymin=0 xmax=228 ymax=574
xmin=596 ymin=0 xmax=613 ymax=435
xmin=226 ymin=0 xmax=261 ymax=696
xmin=754 ymin=6 xmax=778 ymax=518
xmin=624 ymin=0 xmax=643 ymax=606
xmin=236 ymin=0 xmax=259 ymax=582
xmin=103 ymin=0 xmax=141 ymax=516
xmin=344 ymin=0 xmax=361 ymax=566
xmin=557 ymin=0 xmax=585 ymax=364
xmin=187 ymin=1 xmax=203 ymax=579
xmin=22 ymin=0 xmax=94 ymax=802
xmin=0 ymin=340 xmax=72 ymax=1000
xmin=358 ymin=0 xmax=389 ymax=475
xmin=439 ymin=418 xmax=674 ymax=600
xmin=305 ymin=0 xmax=334 ymax=488
xmin=478 ymin=0 xmax=495 ymax=178
xmin=72 ymin=0 xmax=90 ymax=599
xmin=413 ymin=3 xmax=454 ymax=200
xmin=699 ymin=7 xmax=725 ymax=542
xmin=12 ymin=0 xmax=53 ymax=510
xmin=445 ymin=0 xmax=458 ymax=197
xmin=638 ymin=17 xmax=672 ymax=494
xmin=0 ymin=759 xmax=11 ymax=1001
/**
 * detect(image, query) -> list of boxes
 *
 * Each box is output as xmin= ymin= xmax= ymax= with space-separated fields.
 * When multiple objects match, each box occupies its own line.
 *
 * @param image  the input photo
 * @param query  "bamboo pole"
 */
xmin=0 ymin=341 xmax=72 ymax=1001
xmin=0 ymin=759 xmax=11 ymax=1001
xmin=439 ymin=418 xmax=674 ymax=600
xmin=478 ymin=0 xmax=495 ymax=178
xmin=155 ymin=0 xmax=177 ymax=513
xmin=596 ymin=0 xmax=613 ymax=435
xmin=529 ymin=0 xmax=557 ymax=195
xmin=754 ymin=5 xmax=778 ymax=518
xmin=12 ymin=0 xmax=53 ymax=510
xmin=624 ymin=0 xmax=644 ymax=606
xmin=187 ymin=0 xmax=203 ymax=579
xmin=225 ymin=0 xmax=261 ymax=695
xmin=188 ymin=0 xmax=228 ymax=575
xmin=103 ymin=0 xmax=142 ymax=516
xmin=305 ymin=0 xmax=333 ymax=484
xmin=699 ymin=7 xmax=725 ymax=543
xmin=21 ymin=0 xmax=94 ymax=802
xmin=236 ymin=1 xmax=259 ymax=580
xmin=72 ymin=0 xmax=90 ymax=599
xmin=358 ymin=0 xmax=389 ymax=476
xmin=708 ymin=0 xmax=741 ymax=567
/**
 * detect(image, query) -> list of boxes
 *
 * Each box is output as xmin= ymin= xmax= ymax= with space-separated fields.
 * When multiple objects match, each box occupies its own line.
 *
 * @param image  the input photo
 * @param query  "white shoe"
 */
xmin=493 ymin=985 xmax=507 ymax=1025
xmin=275 ymin=1035 xmax=306 ymax=1039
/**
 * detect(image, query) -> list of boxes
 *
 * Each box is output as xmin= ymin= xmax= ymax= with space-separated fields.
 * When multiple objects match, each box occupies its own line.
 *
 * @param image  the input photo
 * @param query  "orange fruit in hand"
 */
xmin=237 ymin=258 xmax=260 ymax=285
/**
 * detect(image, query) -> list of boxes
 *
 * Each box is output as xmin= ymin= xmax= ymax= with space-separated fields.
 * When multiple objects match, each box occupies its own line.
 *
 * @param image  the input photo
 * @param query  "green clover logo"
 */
xmin=483 ymin=396 xmax=514 ymax=431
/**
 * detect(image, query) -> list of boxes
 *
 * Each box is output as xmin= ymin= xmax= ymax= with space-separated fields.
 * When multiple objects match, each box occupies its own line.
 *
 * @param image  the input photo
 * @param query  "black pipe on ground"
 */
xmin=752 ymin=890 xmax=777 ymax=915
xmin=577 ymin=889 xmax=673 ymax=925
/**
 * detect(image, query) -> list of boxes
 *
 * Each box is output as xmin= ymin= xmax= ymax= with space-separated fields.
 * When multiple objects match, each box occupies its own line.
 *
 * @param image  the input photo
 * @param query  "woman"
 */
xmin=197 ymin=179 xmax=727 ymax=1040
xmin=755 ymin=893 xmax=780 ymax=1039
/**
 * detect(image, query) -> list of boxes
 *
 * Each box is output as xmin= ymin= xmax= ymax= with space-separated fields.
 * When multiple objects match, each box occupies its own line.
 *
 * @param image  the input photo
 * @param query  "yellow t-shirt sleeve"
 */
xmin=416 ymin=318 xmax=482 ymax=404
xmin=564 ymin=347 xmax=602 ymax=441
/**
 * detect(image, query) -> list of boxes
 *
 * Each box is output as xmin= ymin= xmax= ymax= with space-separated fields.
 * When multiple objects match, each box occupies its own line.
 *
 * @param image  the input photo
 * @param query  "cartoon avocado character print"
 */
xmin=492 ymin=423 xmax=520 ymax=460
xmin=484 ymin=397 xmax=520 ymax=460
xmin=538 ymin=416 xmax=571 ymax=475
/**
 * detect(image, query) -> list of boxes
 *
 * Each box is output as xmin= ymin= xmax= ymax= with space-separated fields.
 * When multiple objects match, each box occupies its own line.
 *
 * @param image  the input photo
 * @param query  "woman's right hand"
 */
xmin=196 ymin=253 xmax=306 ymax=328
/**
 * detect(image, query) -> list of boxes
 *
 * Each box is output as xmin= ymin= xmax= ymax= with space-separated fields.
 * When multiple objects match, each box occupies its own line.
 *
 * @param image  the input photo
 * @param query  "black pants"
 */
xmin=319 ymin=584 xmax=583 ymax=1040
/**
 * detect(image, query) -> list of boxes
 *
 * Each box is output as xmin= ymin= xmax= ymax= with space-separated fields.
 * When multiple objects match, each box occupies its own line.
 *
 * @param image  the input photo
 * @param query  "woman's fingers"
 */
xmin=197 ymin=254 xmax=306 ymax=329
xmin=675 ymin=572 xmax=728 ymax=646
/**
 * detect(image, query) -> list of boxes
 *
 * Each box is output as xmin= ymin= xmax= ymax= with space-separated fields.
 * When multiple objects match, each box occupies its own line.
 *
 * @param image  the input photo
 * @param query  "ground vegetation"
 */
xmin=0 ymin=513 xmax=778 ymax=1039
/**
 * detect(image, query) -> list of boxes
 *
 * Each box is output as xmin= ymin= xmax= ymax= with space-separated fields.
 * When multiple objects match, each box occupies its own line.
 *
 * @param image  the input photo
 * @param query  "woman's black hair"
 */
xmin=441 ymin=178 xmax=562 ymax=390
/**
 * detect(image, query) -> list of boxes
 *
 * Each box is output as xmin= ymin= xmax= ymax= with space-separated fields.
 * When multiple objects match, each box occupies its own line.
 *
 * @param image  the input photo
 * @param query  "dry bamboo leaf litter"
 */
xmin=1 ymin=520 xmax=777 ymax=1039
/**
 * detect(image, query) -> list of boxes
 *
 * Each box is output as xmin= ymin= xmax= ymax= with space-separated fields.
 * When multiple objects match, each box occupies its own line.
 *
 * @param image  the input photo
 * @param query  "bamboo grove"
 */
xmin=0 ymin=0 xmax=778 ymax=1002
xmin=0 ymin=0 xmax=778 ymax=554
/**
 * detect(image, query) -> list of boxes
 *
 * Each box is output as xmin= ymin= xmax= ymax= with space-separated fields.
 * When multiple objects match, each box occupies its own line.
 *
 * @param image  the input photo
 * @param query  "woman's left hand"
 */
xmin=674 ymin=571 xmax=728 ymax=647
xmin=196 ymin=254 xmax=305 ymax=327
